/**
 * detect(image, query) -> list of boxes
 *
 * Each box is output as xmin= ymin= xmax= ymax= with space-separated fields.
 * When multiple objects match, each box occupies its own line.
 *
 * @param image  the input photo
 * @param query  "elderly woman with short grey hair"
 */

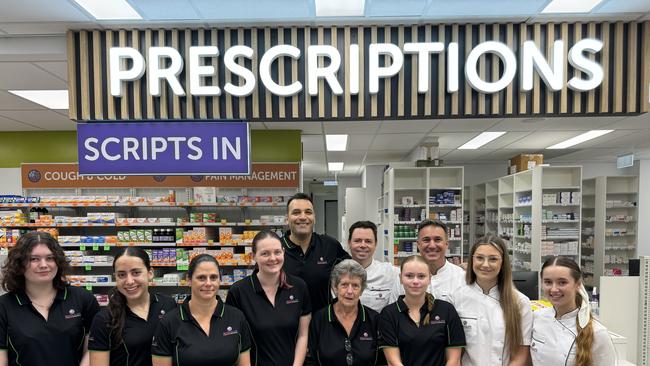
xmin=306 ymin=259 xmax=382 ymax=366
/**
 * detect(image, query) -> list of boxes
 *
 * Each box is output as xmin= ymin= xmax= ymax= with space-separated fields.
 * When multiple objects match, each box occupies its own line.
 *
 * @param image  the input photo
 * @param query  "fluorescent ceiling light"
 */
xmin=9 ymin=90 xmax=69 ymax=109
xmin=73 ymin=0 xmax=142 ymax=20
xmin=315 ymin=0 xmax=364 ymax=16
xmin=458 ymin=132 xmax=507 ymax=149
xmin=546 ymin=130 xmax=614 ymax=149
xmin=326 ymin=134 xmax=348 ymax=151
xmin=542 ymin=0 xmax=604 ymax=13
xmin=328 ymin=162 xmax=344 ymax=171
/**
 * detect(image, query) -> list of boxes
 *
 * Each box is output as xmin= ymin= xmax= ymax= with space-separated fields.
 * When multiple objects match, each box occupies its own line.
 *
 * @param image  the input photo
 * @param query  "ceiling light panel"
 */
xmin=8 ymin=90 xmax=69 ymax=109
xmin=546 ymin=130 xmax=614 ymax=149
xmin=328 ymin=162 xmax=344 ymax=171
xmin=315 ymin=0 xmax=364 ymax=17
xmin=73 ymin=0 xmax=142 ymax=20
xmin=325 ymin=134 xmax=348 ymax=151
xmin=458 ymin=132 xmax=507 ymax=149
xmin=542 ymin=0 xmax=604 ymax=13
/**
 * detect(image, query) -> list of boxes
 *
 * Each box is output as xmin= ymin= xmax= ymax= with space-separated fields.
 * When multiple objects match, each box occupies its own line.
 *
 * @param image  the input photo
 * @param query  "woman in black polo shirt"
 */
xmin=226 ymin=230 xmax=311 ymax=366
xmin=152 ymin=254 xmax=251 ymax=366
xmin=306 ymin=259 xmax=381 ymax=366
xmin=0 ymin=231 xmax=100 ymax=366
xmin=88 ymin=247 xmax=176 ymax=366
xmin=378 ymin=255 xmax=465 ymax=366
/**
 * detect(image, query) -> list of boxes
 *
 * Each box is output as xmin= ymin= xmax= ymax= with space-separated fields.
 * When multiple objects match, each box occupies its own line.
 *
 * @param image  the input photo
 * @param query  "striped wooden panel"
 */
xmin=68 ymin=21 xmax=649 ymax=121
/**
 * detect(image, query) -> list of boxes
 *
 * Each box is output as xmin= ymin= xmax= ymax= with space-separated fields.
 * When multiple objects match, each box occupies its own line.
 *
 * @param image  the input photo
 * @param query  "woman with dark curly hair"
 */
xmin=0 ymin=231 xmax=100 ymax=366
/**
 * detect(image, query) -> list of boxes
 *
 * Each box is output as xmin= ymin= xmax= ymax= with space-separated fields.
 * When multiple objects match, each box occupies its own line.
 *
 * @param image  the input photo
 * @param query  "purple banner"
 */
xmin=77 ymin=121 xmax=250 ymax=175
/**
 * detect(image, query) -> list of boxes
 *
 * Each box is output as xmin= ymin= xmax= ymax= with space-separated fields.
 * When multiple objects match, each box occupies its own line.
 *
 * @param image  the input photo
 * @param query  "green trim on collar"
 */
xmin=327 ymin=305 xmax=333 ymax=322
xmin=219 ymin=301 xmax=225 ymax=317
xmin=361 ymin=304 xmax=366 ymax=322
xmin=63 ymin=287 xmax=68 ymax=300
xmin=179 ymin=305 xmax=186 ymax=321
xmin=395 ymin=301 xmax=402 ymax=313
xmin=14 ymin=294 xmax=22 ymax=306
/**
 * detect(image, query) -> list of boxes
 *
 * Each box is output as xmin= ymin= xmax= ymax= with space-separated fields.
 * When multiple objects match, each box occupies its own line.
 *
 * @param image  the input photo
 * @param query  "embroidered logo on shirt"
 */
xmin=65 ymin=308 xmax=81 ymax=319
xmin=223 ymin=326 xmax=239 ymax=336
xmin=159 ymin=309 xmax=166 ymax=319
xmin=359 ymin=332 xmax=373 ymax=341
xmin=429 ymin=315 xmax=445 ymax=325
xmin=286 ymin=295 xmax=301 ymax=304
xmin=317 ymin=257 xmax=328 ymax=265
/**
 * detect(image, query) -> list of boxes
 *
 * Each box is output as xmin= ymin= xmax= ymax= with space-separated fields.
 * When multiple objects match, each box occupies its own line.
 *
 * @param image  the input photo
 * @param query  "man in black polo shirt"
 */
xmin=282 ymin=193 xmax=350 ymax=312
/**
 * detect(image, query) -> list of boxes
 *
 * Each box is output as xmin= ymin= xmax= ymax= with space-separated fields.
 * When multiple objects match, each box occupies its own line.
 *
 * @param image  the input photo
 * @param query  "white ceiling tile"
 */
xmin=189 ymin=0 xmax=312 ymax=20
xmin=0 ymin=62 xmax=67 ymax=89
xmin=323 ymin=121 xmax=381 ymax=134
xmin=363 ymin=151 xmax=410 ymax=164
xmin=0 ymin=0 xmax=91 ymax=22
xmin=0 ymin=90 xmax=45 ymax=110
xmin=303 ymin=151 xmax=326 ymax=163
xmin=33 ymin=61 xmax=67 ymax=81
xmin=0 ymin=22 xmax=87 ymax=36
xmin=326 ymin=151 xmax=363 ymax=164
xmin=265 ymin=121 xmax=322 ymax=134
xmin=378 ymin=120 xmax=438 ymax=134
xmin=0 ymin=115 xmax=41 ymax=131
xmin=131 ymin=0 xmax=200 ymax=20
xmin=370 ymin=133 xmax=424 ymax=150
xmin=442 ymin=149 xmax=499 ymax=161
xmin=595 ymin=0 xmax=650 ymax=13
xmin=604 ymin=115 xmax=650 ymax=130
xmin=301 ymin=135 xmax=325 ymax=152
xmin=427 ymin=132 xmax=485 ymax=150
xmin=248 ymin=122 xmax=267 ymax=130
xmin=548 ymin=148 xmax=622 ymax=162
xmin=501 ymin=131 xmax=584 ymax=149
xmin=478 ymin=131 xmax=532 ymax=149
xmin=0 ymin=110 xmax=75 ymax=130
xmin=430 ymin=118 xmax=502 ymax=132
xmin=348 ymin=134 xmax=374 ymax=151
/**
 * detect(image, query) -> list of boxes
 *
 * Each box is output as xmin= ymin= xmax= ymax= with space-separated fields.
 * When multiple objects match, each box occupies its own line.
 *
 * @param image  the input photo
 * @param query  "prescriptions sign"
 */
xmin=77 ymin=121 xmax=250 ymax=175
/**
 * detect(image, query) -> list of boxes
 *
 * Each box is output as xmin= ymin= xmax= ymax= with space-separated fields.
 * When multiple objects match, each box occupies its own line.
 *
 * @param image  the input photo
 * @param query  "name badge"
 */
xmin=286 ymin=295 xmax=301 ymax=304
xmin=223 ymin=326 xmax=239 ymax=336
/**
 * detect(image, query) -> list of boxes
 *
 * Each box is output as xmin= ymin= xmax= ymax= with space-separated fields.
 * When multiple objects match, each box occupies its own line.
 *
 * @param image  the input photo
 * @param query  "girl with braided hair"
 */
xmin=378 ymin=255 xmax=465 ymax=366
xmin=531 ymin=256 xmax=616 ymax=366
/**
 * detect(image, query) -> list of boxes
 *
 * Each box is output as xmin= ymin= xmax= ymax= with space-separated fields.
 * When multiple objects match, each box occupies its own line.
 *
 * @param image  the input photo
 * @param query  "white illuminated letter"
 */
xmin=349 ymin=44 xmax=360 ymax=95
xmin=224 ymin=46 xmax=256 ymax=97
xmin=167 ymin=137 xmax=186 ymax=160
xmin=122 ymin=137 xmax=140 ymax=161
xmin=150 ymin=137 xmax=168 ymax=160
xmin=109 ymin=47 xmax=145 ymax=97
xmin=212 ymin=137 xmax=220 ymax=159
xmin=101 ymin=138 xmax=121 ymax=161
xmin=307 ymin=45 xmax=343 ymax=96
xmin=222 ymin=137 xmax=241 ymax=160
xmin=404 ymin=42 xmax=444 ymax=93
xmin=259 ymin=45 xmax=302 ymax=96
xmin=447 ymin=42 xmax=459 ymax=93
xmin=369 ymin=43 xmax=404 ymax=94
xmin=187 ymin=137 xmax=203 ymax=160
xmin=522 ymin=40 xmax=564 ymax=91
xmin=84 ymin=138 xmax=100 ymax=161
xmin=148 ymin=47 xmax=185 ymax=96
xmin=465 ymin=41 xmax=517 ymax=93
xmin=568 ymin=39 xmax=604 ymax=91
xmin=189 ymin=46 xmax=220 ymax=96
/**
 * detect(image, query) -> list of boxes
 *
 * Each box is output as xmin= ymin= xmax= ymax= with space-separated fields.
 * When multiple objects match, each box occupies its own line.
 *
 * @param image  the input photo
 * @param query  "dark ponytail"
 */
xmin=108 ymin=247 xmax=151 ymax=347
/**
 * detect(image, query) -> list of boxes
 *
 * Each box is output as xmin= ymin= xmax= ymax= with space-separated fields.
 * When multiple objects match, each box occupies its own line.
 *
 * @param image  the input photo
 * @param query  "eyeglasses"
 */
xmin=344 ymin=338 xmax=353 ymax=366
xmin=472 ymin=255 xmax=501 ymax=265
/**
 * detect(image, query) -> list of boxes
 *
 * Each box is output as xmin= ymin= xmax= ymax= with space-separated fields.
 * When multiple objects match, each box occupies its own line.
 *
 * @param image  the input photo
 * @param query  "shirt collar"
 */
xmin=282 ymin=231 xmax=315 ymax=252
xmin=14 ymin=287 xmax=67 ymax=306
xmin=179 ymin=296 xmax=225 ymax=321
xmin=249 ymin=269 xmax=269 ymax=294
xmin=434 ymin=260 xmax=451 ymax=275
xmin=469 ymin=281 xmax=500 ymax=299
xmin=555 ymin=307 xmax=580 ymax=321
xmin=395 ymin=295 xmax=430 ymax=314
xmin=327 ymin=298 xmax=368 ymax=324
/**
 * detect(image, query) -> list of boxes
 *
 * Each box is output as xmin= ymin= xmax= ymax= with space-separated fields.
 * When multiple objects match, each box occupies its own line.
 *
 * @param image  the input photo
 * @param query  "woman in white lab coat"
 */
xmin=449 ymin=234 xmax=532 ymax=366
xmin=531 ymin=256 xmax=616 ymax=366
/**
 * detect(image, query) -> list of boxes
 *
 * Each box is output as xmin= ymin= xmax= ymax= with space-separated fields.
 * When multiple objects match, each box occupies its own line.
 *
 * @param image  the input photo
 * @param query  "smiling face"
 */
xmin=287 ymin=199 xmax=315 ymax=236
xmin=348 ymin=228 xmax=376 ymax=264
xmin=190 ymin=261 xmax=221 ymax=301
xmin=24 ymin=244 xmax=58 ymax=286
xmin=416 ymin=225 xmax=449 ymax=268
xmin=254 ymin=236 xmax=284 ymax=276
xmin=115 ymin=254 xmax=153 ymax=303
xmin=541 ymin=265 xmax=581 ymax=312
xmin=334 ymin=274 xmax=363 ymax=308
xmin=471 ymin=244 xmax=502 ymax=287
xmin=400 ymin=260 xmax=431 ymax=298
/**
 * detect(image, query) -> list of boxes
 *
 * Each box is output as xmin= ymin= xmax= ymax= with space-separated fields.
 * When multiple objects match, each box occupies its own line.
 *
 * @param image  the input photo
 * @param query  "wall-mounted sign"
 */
xmin=22 ymin=163 xmax=299 ymax=188
xmin=77 ymin=121 xmax=250 ymax=175
xmin=617 ymin=153 xmax=634 ymax=169
xmin=67 ymin=22 xmax=649 ymax=121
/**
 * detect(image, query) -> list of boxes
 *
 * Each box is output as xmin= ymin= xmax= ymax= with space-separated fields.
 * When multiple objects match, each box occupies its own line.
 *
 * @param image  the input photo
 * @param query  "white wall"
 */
xmin=0 ymin=168 xmax=22 ymax=195
xmin=337 ymin=176 xmax=362 ymax=242
xmin=638 ymin=160 xmax=650 ymax=256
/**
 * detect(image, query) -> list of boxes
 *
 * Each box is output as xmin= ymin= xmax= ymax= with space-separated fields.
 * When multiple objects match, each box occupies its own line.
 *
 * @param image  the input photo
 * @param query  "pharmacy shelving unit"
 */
xmin=509 ymin=166 xmax=582 ymax=279
xmin=473 ymin=183 xmax=486 ymax=239
xmin=498 ymin=175 xmax=515 ymax=258
xmin=581 ymin=176 xmax=638 ymax=288
xmin=0 ymin=186 xmax=296 ymax=303
xmin=383 ymin=166 xmax=464 ymax=265
xmin=463 ymin=185 xmax=472 ymax=261
xmin=485 ymin=179 xmax=500 ymax=237
xmin=581 ymin=178 xmax=596 ymax=287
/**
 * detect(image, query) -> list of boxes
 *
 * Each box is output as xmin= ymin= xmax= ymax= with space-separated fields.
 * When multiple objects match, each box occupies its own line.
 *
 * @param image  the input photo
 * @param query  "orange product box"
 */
xmin=508 ymin=154 xmax=543 ymax=174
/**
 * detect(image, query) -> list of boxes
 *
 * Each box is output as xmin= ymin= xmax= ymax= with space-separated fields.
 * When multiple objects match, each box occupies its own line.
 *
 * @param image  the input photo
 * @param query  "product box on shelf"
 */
xmin=508 ymin=154 xmax=544 ymax=174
